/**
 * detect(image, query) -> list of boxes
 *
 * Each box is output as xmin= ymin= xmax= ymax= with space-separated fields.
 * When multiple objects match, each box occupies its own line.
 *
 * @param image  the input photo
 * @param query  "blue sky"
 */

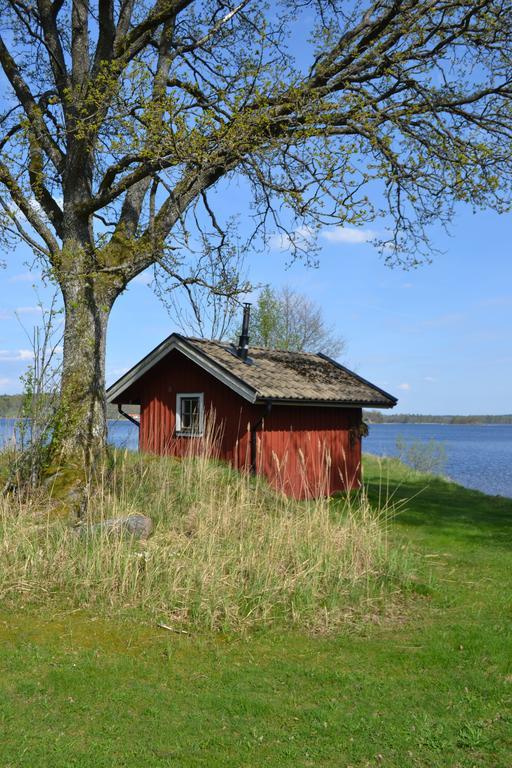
xmin=1 ymin=6 xmax=510 ymax=414
xmin=1 ymin=200 xmax=511 ymax=414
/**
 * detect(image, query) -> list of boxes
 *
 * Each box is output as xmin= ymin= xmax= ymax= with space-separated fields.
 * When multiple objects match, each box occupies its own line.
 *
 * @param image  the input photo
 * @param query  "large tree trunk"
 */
xmin=44 ymin=220 xmax=124 ymax=512
xmin=49 ymin=180 xmax=124 ymax=464
xmin=44 ymin=275 xmax=117 ymax=515
xmin=50 ymin=215 xmax=123 ymax=469
xmin=52 ymin=276 xmax=114 ymax=464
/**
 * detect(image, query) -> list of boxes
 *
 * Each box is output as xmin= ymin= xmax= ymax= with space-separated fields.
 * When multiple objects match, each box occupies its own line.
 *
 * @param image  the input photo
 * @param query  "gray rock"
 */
xmin=77 ymin=514 xmax=153 ymax=540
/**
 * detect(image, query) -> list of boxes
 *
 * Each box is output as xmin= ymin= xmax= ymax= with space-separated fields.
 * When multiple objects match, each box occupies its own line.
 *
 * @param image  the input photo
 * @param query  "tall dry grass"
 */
xmin=0 ymin=426 xmax=411 ymax=632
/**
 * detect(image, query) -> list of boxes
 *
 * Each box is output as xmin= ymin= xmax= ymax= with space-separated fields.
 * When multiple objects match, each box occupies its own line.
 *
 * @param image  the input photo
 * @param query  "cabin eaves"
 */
xmin=107 ymin=334 xmax=397 ymax=408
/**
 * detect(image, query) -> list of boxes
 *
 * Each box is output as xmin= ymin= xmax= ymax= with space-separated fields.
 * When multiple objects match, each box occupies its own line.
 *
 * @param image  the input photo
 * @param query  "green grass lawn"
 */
xmin=0 ymin=455 xmax=510 ymax=767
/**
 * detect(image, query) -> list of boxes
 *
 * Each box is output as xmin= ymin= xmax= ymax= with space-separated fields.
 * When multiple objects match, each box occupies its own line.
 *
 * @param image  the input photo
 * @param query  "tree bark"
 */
xmin=51 ymin=263 xmax=119 ymax=465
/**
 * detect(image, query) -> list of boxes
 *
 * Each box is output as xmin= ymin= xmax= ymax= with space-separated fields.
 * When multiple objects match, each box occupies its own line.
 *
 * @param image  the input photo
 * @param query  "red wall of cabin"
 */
xmin=137 ymin=349 xmax=362 ymax=498
xmin=257 ymin=405 xmax=362 ymax=498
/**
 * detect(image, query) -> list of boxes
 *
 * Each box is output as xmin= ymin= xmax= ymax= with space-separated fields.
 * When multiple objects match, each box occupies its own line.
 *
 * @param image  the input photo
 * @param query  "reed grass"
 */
xmin=0 ymin=428 xmax=412 ymax=632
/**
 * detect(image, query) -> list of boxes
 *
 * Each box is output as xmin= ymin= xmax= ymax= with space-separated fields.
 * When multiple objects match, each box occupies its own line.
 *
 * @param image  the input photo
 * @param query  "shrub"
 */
xmin=395 ymin=437 xmax=447 ymax=475
xmin=2 ymin=293 xmax=62 ymax=493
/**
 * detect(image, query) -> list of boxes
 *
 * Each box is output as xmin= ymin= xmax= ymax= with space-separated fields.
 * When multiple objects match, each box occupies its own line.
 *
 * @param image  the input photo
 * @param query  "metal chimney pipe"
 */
xmin=237 ymin=302 xmax=251 ymax=360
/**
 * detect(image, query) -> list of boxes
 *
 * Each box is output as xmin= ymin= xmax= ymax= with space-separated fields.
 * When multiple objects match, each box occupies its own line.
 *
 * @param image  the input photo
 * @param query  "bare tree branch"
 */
xmin=0 ymin=161 xmax=60 ymax=254
xmin=0 ymin=34 xmax=65 ymax=172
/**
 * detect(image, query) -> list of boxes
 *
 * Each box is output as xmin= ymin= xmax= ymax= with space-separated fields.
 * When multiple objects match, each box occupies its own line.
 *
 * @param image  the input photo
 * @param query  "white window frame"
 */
xmin=175 ymin=392 xmax=205 ymax=436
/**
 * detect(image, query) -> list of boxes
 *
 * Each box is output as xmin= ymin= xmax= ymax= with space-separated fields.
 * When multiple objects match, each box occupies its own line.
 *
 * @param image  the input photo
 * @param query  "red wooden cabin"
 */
xmin=107 ymin=309 xmax=396 ymax=498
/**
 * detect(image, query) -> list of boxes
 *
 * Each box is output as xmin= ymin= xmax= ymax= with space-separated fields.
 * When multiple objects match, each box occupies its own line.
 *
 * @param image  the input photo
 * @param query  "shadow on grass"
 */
xmin=362 ymin=457 xmax=512 ymax=550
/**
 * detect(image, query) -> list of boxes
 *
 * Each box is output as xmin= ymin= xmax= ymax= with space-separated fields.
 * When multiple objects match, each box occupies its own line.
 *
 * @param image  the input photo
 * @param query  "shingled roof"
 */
xmin=107 ymin=333 xmax=397 ymax=408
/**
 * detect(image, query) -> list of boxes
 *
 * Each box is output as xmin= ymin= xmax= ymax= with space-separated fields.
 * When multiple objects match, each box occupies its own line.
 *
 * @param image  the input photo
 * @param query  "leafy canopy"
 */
xmin=0 ymin=0 xmax=511 ymax=291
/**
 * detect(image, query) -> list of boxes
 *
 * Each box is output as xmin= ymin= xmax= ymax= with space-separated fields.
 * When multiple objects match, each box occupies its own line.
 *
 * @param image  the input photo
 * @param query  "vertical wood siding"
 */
xmin=257 ymin=405 xmax=362 ymax=498
xmin=138 ymin=350 xmax=362 ymax=499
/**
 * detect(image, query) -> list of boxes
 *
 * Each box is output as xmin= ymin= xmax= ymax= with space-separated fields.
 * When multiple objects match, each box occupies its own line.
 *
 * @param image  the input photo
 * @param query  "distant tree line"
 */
xmin=0 ymin=395 xmax=137 ymax=420
xmin=364 ymin=412 xmax=512 ymax=425
xmin=0 ymin=395 xmax=24 ymax=418
xmin=2 ymin=395 xmax=509 ymax=425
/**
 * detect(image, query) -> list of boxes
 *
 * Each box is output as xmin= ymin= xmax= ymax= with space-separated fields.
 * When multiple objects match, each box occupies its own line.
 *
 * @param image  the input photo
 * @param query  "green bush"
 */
xmin=395 ymin=436 xmax=447 ymax=475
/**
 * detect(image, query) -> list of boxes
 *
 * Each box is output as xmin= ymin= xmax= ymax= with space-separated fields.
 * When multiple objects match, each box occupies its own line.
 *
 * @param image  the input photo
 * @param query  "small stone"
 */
xmin=77 ymin=514 xmax=153 ymax=540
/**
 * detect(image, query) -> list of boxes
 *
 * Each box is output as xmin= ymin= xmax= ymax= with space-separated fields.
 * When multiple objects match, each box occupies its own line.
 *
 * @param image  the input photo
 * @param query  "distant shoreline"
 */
xmin=364 ymin=411 xmax=512 ymax=425
xmin=0 ymin=394 xmax=138 ymax=420
xmin=1 ymin=395 xmax=511 ymax=424
xmin=366 ymin=421 xmax=512 ymax=426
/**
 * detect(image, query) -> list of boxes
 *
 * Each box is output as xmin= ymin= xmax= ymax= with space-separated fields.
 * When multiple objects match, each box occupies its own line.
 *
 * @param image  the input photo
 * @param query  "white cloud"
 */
xmin=0 ymin=377 xmax=10 ymax=387
xmin=15 ymin=306 xmax=43 ymax=315
xmin=27 ymin=196 xmax=63 ymax=217
xmin=132 ymin=270 xmax=153 ymax=286
xmin=0 ymin=306 xmax=45 ymax=319
xmin=269 ymin=226 xmax=314 ymax=252
xmin=5 ymin=196 xmax=63 ymax=228
xmin=320 ymin=226 xmax=376 ymax=244
xmin=8 ymin=271 xmax=41 ymax=283
xmin=107 ymin=366 xmax=129 ymax=383
xmin=269 ymin=233 xmax=289 ymax=251
xmin=0 ymin=349 xmax=34 ymax=362
xmin=424 ymin=376 xmax=437 ymax=383
xmin=398 ymin=382 xmax=411 ymax=391
xmin=421 ymin=312 xmax=465 ymax=329
xmin=475 ymin=295 xmax=512 ymax=310
xmin=268 ymin=225 xmax=377 ymax=251
xmin=402 ymin=282 xmax=413 ymax=289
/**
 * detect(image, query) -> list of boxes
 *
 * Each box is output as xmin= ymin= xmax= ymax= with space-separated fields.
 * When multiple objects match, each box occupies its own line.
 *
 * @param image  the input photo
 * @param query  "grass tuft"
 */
xmin=0 ymin=440 xmax=414 ymax=632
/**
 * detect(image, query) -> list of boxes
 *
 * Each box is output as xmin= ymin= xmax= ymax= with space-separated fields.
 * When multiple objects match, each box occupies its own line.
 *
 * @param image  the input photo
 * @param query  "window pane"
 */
xmin=190 ymin=399 xmax=199 ymax=430
xmin=180 ymin=397 xmax=200 ymax=432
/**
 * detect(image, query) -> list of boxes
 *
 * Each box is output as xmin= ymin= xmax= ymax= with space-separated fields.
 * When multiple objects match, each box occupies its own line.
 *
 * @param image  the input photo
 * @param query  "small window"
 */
xmin=176 ymin=393 xmax=204 ymax=436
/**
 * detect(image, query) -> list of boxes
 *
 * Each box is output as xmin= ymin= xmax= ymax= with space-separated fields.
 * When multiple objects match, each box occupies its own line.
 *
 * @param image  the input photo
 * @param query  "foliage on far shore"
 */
xmin=365 ymin=411 xmax=512 ymax=424
xmin=0 ymin=395 xmax=134 ymax=420
xmin=3 ymin=397 xmax=511 ymax=423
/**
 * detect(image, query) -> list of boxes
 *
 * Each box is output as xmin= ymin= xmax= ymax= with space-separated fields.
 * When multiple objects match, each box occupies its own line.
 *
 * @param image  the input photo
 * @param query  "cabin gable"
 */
xmin=137 ymin=349 xmax=258 ymax=467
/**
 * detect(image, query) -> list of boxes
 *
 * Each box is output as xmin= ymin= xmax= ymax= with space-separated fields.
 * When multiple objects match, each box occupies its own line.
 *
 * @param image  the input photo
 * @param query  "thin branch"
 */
xmin=0 ymin=34 xmax=65 ymax=173
xmin=171 ymin=1 xmax=250 ymax=57
xmin=0 ymin=160 xmax=60 ymax=254
xmin=0 ymin=195 xmax=52 ymax=257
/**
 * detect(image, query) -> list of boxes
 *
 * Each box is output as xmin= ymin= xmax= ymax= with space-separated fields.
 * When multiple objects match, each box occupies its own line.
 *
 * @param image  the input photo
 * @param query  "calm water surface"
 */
xmin=1 ymin=418 xmax=511 ymax=498
xmin=365 ymin=422 xmax=512 ymax=498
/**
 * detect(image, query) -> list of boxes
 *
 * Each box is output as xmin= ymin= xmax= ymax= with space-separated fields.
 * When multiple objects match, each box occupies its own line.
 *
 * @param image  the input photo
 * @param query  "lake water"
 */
xmin=365 ymin=422 xmax=512 ymax=498
xmin=1 ymin=418 xmax=511 ymax=498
